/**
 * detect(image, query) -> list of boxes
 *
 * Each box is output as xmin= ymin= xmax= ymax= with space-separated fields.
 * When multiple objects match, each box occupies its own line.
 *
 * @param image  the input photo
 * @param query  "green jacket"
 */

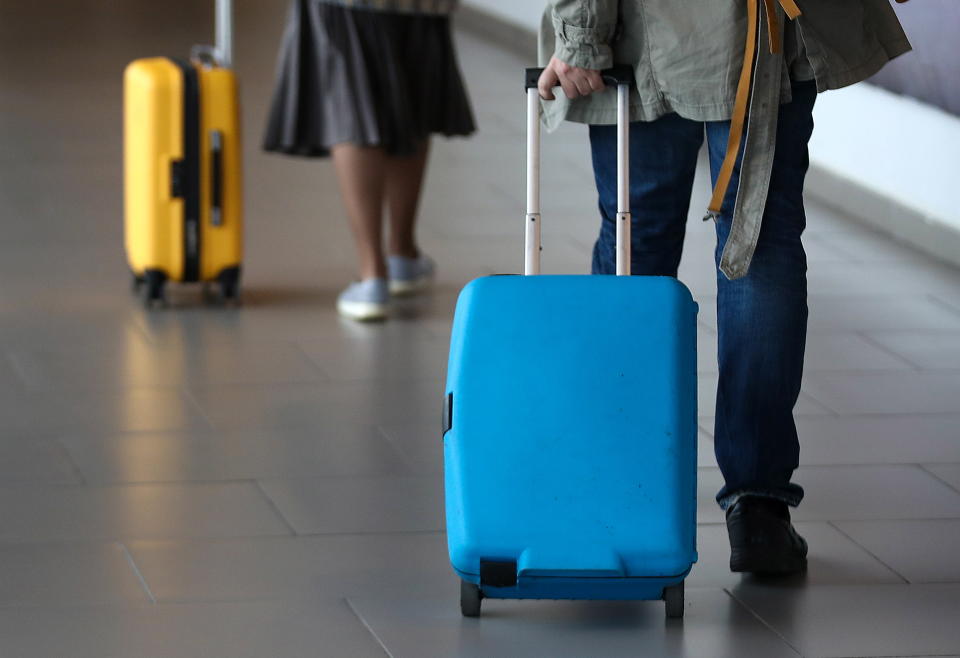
xmin=539 ymin=0 xmax=910 ymax=278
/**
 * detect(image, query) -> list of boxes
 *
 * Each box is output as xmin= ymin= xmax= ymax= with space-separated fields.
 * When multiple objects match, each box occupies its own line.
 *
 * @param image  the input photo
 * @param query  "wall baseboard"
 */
xmin=806 ymin=163 xmax=960 ymax=269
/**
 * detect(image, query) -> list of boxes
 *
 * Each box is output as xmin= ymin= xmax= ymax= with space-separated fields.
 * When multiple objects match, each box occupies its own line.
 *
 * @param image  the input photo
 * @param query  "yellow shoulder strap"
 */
xmin=707 ymin=0 xmax=802 ymax=216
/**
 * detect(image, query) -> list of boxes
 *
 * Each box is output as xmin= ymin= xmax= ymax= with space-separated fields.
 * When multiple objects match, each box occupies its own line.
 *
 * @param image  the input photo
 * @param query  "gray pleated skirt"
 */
xmin=263 ymin=1 xmax=476 ymax=158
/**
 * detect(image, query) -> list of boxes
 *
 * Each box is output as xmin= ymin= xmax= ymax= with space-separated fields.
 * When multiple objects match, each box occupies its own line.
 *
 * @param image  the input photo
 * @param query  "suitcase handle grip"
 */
xmin=524 ymin=66 xmax=632 ymax=276
xmin=524 ymin=65 xmax=633 ymax=91
xmin=211 ymin=131 xmax=224 ymax=227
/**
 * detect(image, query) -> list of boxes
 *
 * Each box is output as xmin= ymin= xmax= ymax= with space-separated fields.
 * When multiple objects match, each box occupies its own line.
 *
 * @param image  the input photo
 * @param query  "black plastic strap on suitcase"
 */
xmin=211 ymin=130 xmax=224 ymax=227
xmin=172 ymin=58 xmax=202 ymax=282
xmin=442 ymin=393 xmax=453 ymax=435
xmin=480 ymin=560 xmax=517 ymax=588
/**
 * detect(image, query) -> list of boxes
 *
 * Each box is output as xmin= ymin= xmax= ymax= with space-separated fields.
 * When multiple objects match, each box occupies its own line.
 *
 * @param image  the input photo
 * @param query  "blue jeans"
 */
xmin=589 ymin=80 xmax=816 ymax=510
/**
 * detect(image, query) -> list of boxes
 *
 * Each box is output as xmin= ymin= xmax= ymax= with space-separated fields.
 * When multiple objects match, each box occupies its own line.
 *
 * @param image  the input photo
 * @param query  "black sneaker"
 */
xmin=726 ymin=496 xmax=808 ymax=575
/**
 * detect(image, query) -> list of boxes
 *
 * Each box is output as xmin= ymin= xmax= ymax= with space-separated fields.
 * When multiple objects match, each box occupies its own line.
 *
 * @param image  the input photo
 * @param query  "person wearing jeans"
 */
xmin=538 ymin=1 xmax=910 ymax=574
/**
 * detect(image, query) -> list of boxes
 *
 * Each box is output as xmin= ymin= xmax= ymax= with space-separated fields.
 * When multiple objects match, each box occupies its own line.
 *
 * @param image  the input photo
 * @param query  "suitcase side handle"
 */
xmin=524 ymin=66 xmax=633 ymax=276
xmin=211 ymin=130 xmax=224 ymax=227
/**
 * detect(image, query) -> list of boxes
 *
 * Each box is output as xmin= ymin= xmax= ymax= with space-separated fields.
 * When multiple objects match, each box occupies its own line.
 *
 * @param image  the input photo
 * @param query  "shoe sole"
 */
xmin=337 ymin=299 xmax=389 ymax=322
xmin=730 ymin=548 xmax=807 ymax=575
xmin=389 ymin=276 xmax=432 ymax=296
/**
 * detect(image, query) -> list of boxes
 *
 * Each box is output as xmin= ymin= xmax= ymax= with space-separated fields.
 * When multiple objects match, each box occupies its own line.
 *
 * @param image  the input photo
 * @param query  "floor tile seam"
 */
xmin=790 ymin=462 xmax=960 ymax=471
xmin=117 ymin=541 xmax=157 ymax=604
xmin=0 ymin=594 xmax=363 ymax=611
xmin=809 ymin=257 xmax=960 ymax=274
xmin=0 ymin=478 xmax=279 ymax=491
xmin=774 ymin=364 xmax=923 ymax=374
xmin=128 ymin=315 xmax=164 ymax=348
xmin=789 ymin=401 xmax=960 ymax=417
xmin=825 ymin=521 xmax=910 ymax=584
xmin=844 ymin=330 xmax=924 ymax=370
xmin=182 ymin=377 xmax=444 ymax=392
xmin=344 ymin=597 xmax=394 ymax=658
xmin=793 ymin=460 xmax=960 ymax=468
xmin=863 ymin=328 xmax=960 ymax=338
xmin=804 ymin=287 xmax=960 ymax=300
xmin=796 ymin=411 xmax=960 ymax=420
xmin=293 ymin=529 xmax=445 ymax=539
xmin=177 ymin=387 xmax=216 ymax=430
xmin=795 ymin=390 xmax=839 ymax=416
xmin=119 ymin=529 xmax=447 ymax=546
xmin=720 ymin=588 xmax=804 ymax=657
xmin=795 ymin=293 xmax=960 ymax=303
xmin=59 ymin=470 xmax=426 ymax=487
xmin=372 ymin=424 xmax=427 ymax=476
xmin=803 ymin=232 xmax=866 ymax=264
xmin=698 ymin=463 xmax=960 ymax=472
xmin=288 ymin=340 xmax=336 ymax=381
xmin=839 ymin=655 xmax=960 ymax=658
xmin=303 ymin=375 xmax=449 ymax=386
xmin=251 ymin=480 xmax=299 ymax=537
xmin=796 ymin=516 xmax=960 ymax=524
xmin=848 ymin=367 xmax=960 ymax=376
xmin=1 ymin=350 xmax=32 ymax=393
xmin=5 ymin=378 xmax=441 ymax=394
xmin=694 ymin=519 xmax=960 ymax=530
xmin=105 ymin=592 xmax=348 ymax=607
xmin=0 ymin=600 xmax=162 ymax=611
xmin=50 ymin=435 xmax=87 ymax=486
xmin=806 ymin=325 xmax=960 ymax=334
xmin=0 ymin=538 xmax=162 ymax=550
xmin=836 ymin=518 xmax=960 ymax=529
xmin=732 ymin=582 xmax=960 ymax=593
xmin=919 ymin=465 xmax=960 ymax=496
xmin=184 ymin=418 xmax=443 ymax=433
xmin=252 ymin=473 xmax=442 ymax=485
xmin=56 ymin=423 xmax=394 ymax=440
xmin=928 ymin=294 xmax=960 ymax=317
xmin=803 ymin=369 xmax=960 ymax=379
xmin=0 ymin=531 xmax=300 ymax=545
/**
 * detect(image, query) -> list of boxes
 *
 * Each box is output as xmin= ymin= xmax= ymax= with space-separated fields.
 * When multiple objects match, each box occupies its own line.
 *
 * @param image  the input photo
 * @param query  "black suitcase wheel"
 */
xmin=217 ymin=266 xmax=242 ymax=305
xmin=460 ymin=580 xmax=482 ymax=618
xmin=142 ymin=270 xmax=167 ymax=309
xmin=131 ymin=273 xmax=145 ymax=293
xmin=663 ymin=581 xmax=684 ymax=620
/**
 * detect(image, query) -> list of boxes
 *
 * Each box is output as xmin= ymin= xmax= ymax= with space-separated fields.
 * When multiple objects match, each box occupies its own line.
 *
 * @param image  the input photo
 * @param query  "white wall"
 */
xmin=807 ymin=83 xmax=960 ymax=263
xmin=462 ymin=0 xmax=960 ymax=264
xmin=463 ymin=0 xmax=541 ymax=31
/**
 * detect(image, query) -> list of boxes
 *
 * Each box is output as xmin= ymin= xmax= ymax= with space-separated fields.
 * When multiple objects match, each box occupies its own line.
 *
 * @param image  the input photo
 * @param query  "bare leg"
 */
xmin=330 ymin=144 xmax=388 ymax=280
xmin=386 ymin=140 xmax=430 ymax=258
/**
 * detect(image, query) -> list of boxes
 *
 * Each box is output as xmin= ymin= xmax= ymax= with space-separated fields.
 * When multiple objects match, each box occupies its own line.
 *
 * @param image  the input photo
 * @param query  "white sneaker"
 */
xmin=388 ymin=254 xmax=436 ymax=295
xmin=336 ymin=278 xmax=390 ymax=321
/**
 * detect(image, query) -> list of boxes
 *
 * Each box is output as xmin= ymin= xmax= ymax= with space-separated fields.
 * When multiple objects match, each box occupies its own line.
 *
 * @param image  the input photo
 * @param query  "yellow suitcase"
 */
xmin=124 ymin=1 xmax=242 ymax=306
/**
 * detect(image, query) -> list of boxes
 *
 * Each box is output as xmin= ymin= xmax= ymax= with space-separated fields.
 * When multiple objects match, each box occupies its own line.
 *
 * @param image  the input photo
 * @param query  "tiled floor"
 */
xmin=1 ymin=1 xmax=959 ymax=656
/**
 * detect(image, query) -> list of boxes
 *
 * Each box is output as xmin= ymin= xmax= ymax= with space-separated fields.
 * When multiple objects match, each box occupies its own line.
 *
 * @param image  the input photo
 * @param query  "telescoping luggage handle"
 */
xmin=192 ymin=0 xmax=234 ymax=68
xmin=215 ymin=0 xmax=233 ymax=68
xmin=524 ymin=66 xmax=633 ymax=276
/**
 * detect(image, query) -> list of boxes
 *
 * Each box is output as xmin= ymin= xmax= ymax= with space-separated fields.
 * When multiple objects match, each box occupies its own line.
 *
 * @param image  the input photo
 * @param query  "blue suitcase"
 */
xmin=443 ymin=68 xmax=698 ymax=619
